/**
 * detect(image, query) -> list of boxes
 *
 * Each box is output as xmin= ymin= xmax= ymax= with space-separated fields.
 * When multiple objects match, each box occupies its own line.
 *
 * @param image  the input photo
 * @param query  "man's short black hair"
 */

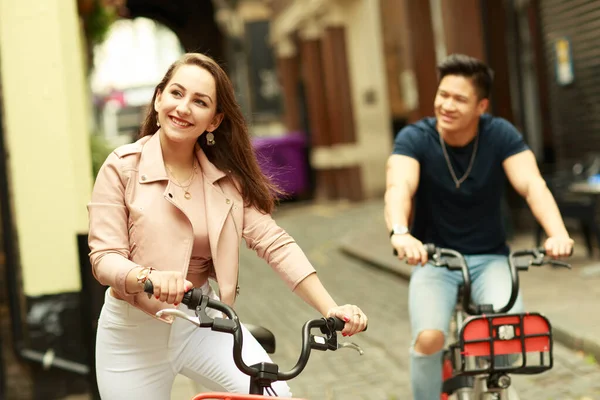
xmin=437 ymin=54 xmax=494 ymax=99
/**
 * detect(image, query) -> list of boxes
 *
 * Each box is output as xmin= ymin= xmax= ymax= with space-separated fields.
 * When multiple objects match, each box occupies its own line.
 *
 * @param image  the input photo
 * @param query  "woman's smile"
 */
xmin=168 ymin=115 xmax=193 ymax=128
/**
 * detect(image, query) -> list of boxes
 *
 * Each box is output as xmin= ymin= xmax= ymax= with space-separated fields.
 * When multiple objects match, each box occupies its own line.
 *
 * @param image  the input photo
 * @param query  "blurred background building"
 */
xmin=0 ymin=0 xmax=598 ymax=398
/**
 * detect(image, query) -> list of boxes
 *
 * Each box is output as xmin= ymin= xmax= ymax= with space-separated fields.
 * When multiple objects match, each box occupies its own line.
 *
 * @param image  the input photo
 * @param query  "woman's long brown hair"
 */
xmin=139 ymin=53 xmax=282 ymax=214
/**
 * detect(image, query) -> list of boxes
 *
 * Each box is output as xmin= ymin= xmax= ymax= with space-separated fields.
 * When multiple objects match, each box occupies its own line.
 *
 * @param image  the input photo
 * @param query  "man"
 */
xmin=384 ymin=54 xmax=573 ymax=399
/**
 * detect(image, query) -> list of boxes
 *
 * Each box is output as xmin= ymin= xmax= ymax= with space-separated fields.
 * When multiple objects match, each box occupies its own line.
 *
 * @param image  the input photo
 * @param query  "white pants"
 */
xmin=96 ymin=284 xmax=291 ymax=399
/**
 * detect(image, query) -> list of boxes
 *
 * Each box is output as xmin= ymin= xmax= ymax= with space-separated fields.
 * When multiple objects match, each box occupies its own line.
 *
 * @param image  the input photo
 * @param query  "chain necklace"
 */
xmin=439 ymin=133 xmax=479 ymax=189
xmin=165 ymin=161 xmax=197 ymax=200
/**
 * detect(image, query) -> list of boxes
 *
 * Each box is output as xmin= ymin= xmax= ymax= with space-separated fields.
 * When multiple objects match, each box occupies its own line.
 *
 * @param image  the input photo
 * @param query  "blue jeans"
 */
xmin=408 ymin=254 xmax=524 ymax=400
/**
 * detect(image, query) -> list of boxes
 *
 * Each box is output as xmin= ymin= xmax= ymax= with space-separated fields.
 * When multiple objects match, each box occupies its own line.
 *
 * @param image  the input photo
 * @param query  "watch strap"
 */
xmin=390 ymin=224 xmax=409 ymax=237
xmin=136 ymin=267 xmax=154 ymax=286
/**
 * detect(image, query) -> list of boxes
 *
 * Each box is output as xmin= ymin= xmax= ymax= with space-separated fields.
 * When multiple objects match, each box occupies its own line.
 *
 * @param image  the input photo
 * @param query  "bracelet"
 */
xmin=136 ymin=267 xmax=154 ymax=286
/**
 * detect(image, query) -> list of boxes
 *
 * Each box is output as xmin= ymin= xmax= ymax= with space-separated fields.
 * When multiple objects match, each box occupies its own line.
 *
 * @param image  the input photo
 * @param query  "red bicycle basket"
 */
xmin=457 ymin=312 xmax=553 ymax=375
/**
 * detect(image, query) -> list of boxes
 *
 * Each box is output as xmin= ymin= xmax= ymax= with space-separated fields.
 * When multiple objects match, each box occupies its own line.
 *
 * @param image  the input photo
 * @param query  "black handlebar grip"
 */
xmin=143 ymin=280 xmax=154 ymax=294
xmin=328 ymin=317 xmax=368 ymax=332
xmin=330 ymin=317 xmax=345 ymax=331
xmin=142 ymin=279 xmax=198 ymax=308
xmin=423 ymin=243 xmax=436 ymax=257
xmin=182 ymin=290 xmax=193 ymax=306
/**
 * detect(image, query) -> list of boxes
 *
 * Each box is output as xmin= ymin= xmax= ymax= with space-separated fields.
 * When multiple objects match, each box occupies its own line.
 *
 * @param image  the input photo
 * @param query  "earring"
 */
xmin=156 ymin=119 xmax=160 ymax=127
xmin=206 ymin=131 xmax=215 ymax=146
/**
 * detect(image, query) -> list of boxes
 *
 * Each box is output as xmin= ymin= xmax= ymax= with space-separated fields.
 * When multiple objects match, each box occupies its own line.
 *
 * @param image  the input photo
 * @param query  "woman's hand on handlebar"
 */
xmin=391 ymin=233 xmax=428 ymax=265
xmin=326 ymin=305 xmax=368 ymax=337
xmin=543 ymin=235 xmax=574 ymax=258
xmin=146 ymin=270 xmax=193 ymax=305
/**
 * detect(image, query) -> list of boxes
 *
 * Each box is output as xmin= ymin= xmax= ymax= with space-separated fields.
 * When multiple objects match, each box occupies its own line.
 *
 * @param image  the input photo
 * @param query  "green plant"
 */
xmin=90 ymin=134 xmax=114 ymax=179
xmin=85 ymin=0 xmax=119 ymax=46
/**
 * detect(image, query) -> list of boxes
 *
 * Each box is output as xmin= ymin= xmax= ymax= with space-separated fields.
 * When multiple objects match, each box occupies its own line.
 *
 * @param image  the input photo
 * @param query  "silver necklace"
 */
xmin=439 ymin=133 xmax=479 ymax=189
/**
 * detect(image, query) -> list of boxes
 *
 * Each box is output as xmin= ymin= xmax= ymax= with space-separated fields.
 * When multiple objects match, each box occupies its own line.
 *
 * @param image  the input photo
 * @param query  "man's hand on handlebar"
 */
xmin=512 ymin=247 xmax=572 ymax=270
xmin=543 ymin=235 xmax=574 ymax=259
xmin=391 ymin=233 xmax=429 ymax=265
xmin=326 ymin=305 xmax=368 ymax=337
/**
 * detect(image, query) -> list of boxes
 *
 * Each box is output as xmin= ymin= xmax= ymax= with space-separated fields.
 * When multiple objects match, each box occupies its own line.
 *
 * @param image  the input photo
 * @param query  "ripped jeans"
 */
xmin=408 ymin=254 xmax=524 ymax=400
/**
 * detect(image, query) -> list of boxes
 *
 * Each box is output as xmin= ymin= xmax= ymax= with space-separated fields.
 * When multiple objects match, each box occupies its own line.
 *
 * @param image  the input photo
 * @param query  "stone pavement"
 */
xmin=65 ymin=199 xmax=600 ymax=399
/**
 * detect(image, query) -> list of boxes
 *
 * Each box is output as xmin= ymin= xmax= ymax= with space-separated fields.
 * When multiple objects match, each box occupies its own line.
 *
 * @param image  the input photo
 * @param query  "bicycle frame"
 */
xmin=142 ymin=280 xmax=364 ymax=399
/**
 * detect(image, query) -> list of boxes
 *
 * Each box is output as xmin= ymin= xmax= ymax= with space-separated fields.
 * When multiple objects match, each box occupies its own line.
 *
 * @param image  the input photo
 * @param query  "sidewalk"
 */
xmin=338 ymin=199 xmax=600 ymax=362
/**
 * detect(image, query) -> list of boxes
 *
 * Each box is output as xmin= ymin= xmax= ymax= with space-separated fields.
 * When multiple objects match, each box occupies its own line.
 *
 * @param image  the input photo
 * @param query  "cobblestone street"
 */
xmin=222 ymin=200 xmax=600 ymax=400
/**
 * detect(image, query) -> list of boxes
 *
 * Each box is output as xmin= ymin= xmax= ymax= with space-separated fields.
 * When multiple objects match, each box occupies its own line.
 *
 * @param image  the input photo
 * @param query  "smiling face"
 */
xmin=154 ymin=64 xmax=223 ymax=145
xmin=434 ymin=75 xmax=488 ymax=135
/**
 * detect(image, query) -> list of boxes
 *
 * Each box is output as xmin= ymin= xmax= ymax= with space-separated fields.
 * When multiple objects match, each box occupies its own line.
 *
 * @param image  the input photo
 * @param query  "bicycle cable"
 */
xmin=265 ymin=385 xmax=278 ymax=397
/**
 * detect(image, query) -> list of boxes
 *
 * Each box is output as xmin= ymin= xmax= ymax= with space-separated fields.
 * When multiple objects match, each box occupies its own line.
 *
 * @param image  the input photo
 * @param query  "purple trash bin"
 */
xmin=252 ymin=132 xmax=309 ymax=197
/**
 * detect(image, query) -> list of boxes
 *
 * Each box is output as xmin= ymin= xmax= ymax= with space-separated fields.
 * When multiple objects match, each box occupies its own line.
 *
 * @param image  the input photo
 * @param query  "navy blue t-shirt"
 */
xmin=392 ymin=114 xmax=529 ymax=255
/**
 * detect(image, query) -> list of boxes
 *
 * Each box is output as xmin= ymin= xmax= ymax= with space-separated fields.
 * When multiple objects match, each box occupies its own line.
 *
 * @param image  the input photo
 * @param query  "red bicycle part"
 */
xmin=192 ymin=393 xmax=300 ymax=400
xmin=462 ymin=313 xmax=550 ymax=356
xmin=457 ymin=312 xmax=553 ymax=375
xmin=440 ymin=356 xmax=453 ymax=399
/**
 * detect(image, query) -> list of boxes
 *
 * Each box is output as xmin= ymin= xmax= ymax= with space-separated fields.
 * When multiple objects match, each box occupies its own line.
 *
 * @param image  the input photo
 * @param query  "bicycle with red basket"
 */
xmin=422 ymin=244 xmax=571 ymax=400
xmin=142 ymin=280 xmax=365 ymax=399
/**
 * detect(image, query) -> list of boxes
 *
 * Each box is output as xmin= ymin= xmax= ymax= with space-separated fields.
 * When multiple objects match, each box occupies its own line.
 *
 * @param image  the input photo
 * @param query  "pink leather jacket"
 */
xmin=88 ymin=133 xmax=316 ymax=323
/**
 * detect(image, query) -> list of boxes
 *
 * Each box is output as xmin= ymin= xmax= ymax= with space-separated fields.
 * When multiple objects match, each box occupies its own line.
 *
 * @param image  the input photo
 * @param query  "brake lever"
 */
xmin=548 ymin=259 xmax=572 ymax=269
xmin=337 ymin=341 xmax=364 ymax=355
xmin=320 ymin=330 xmax=365 ymax=355
xmin=316 ymin=318 xmax=365 ymax=355
xmin=156 ymin=309 xmax=201 ymax=327
xmin=529 ymin=256 xmax=572 ymax=269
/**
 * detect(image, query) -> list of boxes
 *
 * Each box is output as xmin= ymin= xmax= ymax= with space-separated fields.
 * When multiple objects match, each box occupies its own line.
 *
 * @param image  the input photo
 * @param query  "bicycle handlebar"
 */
xmin=142 ymin=280 xmax=360 ymax=382
xmin=423 ymin=244 xmax=477 ymax=314
xmin=423 ymin=244 xmax=571 ymax=315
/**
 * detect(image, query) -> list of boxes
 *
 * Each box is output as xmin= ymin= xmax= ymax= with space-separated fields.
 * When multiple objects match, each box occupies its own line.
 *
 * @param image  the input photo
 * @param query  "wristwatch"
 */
xmin=390 ymin=224 xmax=409 ymax=238
xmin=136 ymin=266 xmax=154 ymax=286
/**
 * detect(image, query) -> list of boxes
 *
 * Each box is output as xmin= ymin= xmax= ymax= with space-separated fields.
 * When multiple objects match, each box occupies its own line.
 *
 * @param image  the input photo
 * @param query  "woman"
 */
xmin=88 ymin=53 xmax=368 ymax=399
